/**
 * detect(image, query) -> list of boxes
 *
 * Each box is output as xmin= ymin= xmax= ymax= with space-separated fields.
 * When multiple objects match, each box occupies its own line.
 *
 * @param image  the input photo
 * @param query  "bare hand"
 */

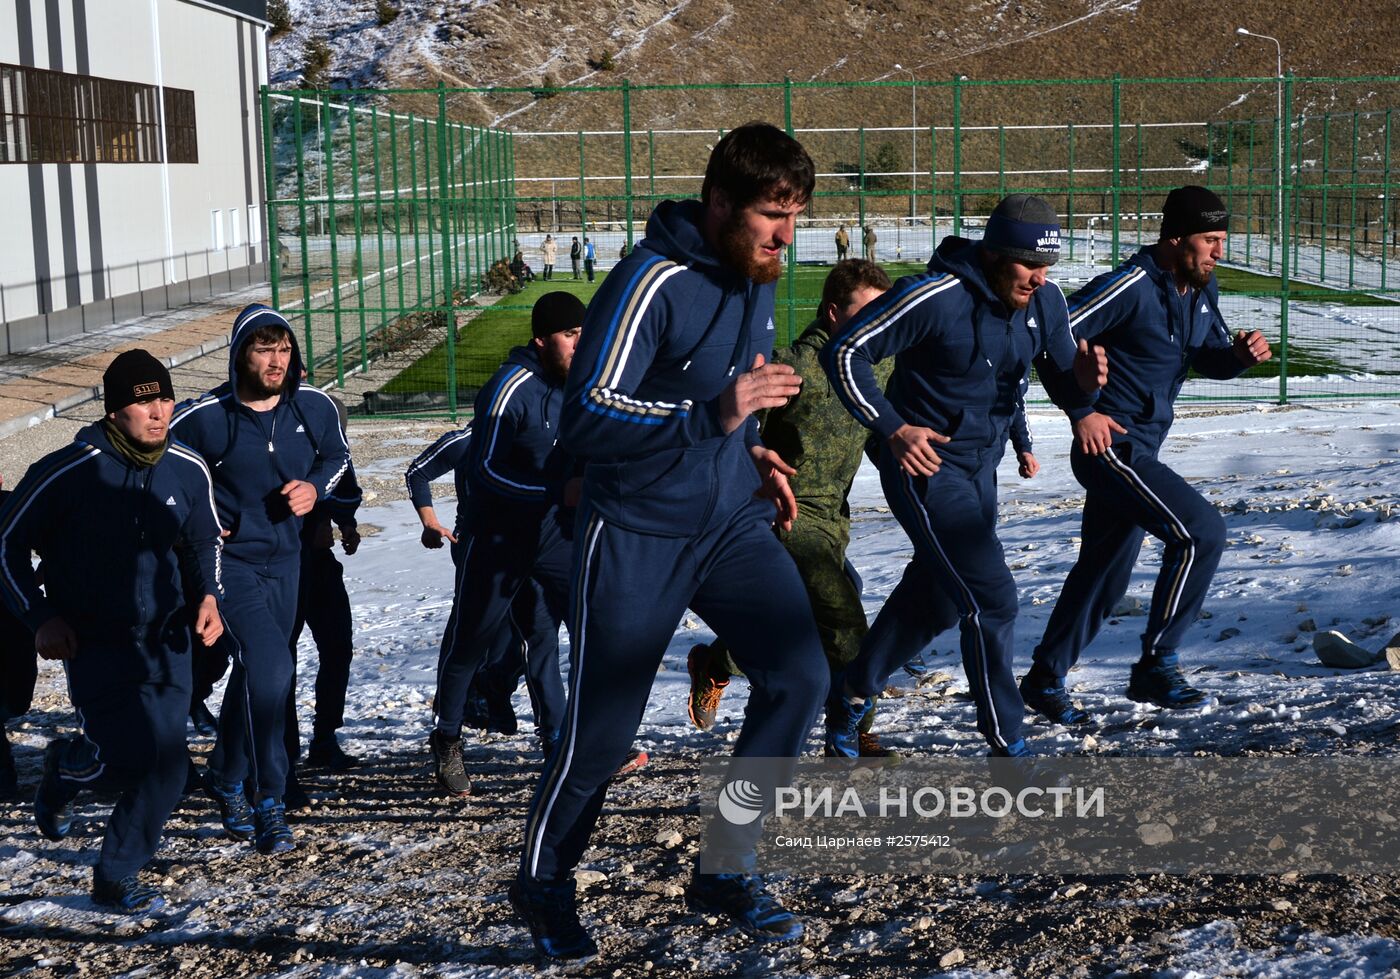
xmin=1073 ymin=411 xmax=1127 ymax=455
xmin=888 ymin=424 xmax=951 ymax=477
xmin=718 ymin=354 xmax=802 ymax=435
xmin=416 ymin=506 xmax=457 ymax=549
xmin=194 ymin=595 xmax=223 ymax=647
xmin=751 ymin=445 xmax=798 ymax=531
xmin=35 ymin=616 xmax=77 ymax=661
xmin=563 ymin=477 xmax=583 ymax=509
xmin=1234 ymin=329 xmax=1272 ymax=366
xmin=1073 ymin=338 xmax=1109 ymax=392
xmin=281 ymin=480 xmax=317 ymax=517
xmin=340 ymin=525 xmax=361 ymax=555
xmin=1017 ymin=451 xmax=1040 ymax=479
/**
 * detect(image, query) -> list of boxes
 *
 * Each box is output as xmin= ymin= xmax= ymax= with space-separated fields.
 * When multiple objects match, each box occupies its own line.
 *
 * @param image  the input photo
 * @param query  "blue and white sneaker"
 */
xmin=1019 ymin=671 xmax=1092 ymax=726
xmin=509 ymin=877 xmax=598 ymax=962
xmin=824 ymin=695 xmax=875 ymax=759
xmin=253 ymin=797 xmax=295 ymax=855
xmin=903 ymin=650 xmax=933 ymax=678
xmin=205 ymin=776 xmax=255 ymax=841
xmin=686 ymin=871 xmax=804 ymax=942
xmin=1127 ymin=653 xmax=1205 ymax=708
xmin=92 ymin=874 xmax=165 ymax=913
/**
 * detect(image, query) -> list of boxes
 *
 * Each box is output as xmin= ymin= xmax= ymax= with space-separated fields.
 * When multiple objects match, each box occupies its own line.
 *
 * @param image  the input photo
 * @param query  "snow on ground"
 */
xmin=3 ymin=402 xmax=1400 ymax=976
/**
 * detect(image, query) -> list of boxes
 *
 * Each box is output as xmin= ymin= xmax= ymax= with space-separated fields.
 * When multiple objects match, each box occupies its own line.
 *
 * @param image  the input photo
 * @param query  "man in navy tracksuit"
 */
xmin=406 ymin=425 xmax=562 ymax=745
xmin=171 ymin=304 xmax=349 ymax=855
xmin=0 ymin=481 xmax=36 ymax=799
xmin=1021 ymin=186 xmax=1272 ymax=724
xmin=0 ymin=350 xmax=223 ymax=911
xmin=427 ymin=292 xmax=583 ymax=796
xmin=284 ymin=405 xmax=363 ymax=798
xmin=820 ymin=195 xmax=1107 ymax=759
xmin=513 ymin=123 xmax=829 ymax=962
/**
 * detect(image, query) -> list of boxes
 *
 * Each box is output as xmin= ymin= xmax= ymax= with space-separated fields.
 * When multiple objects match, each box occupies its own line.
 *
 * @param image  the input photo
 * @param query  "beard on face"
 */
xmin=716 ymin=210 xmax=783 ymax=285
xmin=1184 ymin=258 xmax=1213 ymax=290
xmin=986 ymin=255 xmax=1031 ymax=311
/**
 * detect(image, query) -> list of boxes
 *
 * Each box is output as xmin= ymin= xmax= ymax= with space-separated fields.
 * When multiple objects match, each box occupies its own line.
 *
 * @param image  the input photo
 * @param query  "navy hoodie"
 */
xmin=822 ymin=237 xmax=1094 ymax=476
xmin=170 ymin=304 xmax=350 ymax=567
xmin=559 ymin=199 xmax=773 ymax=538
xmin=0 ymin=423 xmax=222 ymax=640
xmin=464 ymin=343 xmax=570 ymax=529
xmin=1067 ymin=246 xmax=1244 ymax=453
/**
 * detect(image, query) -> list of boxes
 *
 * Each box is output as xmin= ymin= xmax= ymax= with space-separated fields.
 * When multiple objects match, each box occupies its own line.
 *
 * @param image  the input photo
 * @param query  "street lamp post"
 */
xmin=1236 ymin=28 xmax=1284 ymax=261
xmin=894 ymin=63 xmax=917 ymax=221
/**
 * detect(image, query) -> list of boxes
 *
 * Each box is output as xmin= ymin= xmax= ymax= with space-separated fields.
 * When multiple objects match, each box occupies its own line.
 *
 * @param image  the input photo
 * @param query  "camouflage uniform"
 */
xmin=707 ymin=319 xmax=895 ymax=729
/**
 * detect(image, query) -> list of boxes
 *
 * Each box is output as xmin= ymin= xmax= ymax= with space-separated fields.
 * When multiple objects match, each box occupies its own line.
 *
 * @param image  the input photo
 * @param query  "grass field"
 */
xmin=374 ymin=259 xmax=1388 ymax=404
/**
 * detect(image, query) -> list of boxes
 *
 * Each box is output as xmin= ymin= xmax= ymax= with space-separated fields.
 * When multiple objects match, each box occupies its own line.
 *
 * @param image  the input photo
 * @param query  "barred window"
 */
xmin=0 ymin=62 xmax=195 ymax=164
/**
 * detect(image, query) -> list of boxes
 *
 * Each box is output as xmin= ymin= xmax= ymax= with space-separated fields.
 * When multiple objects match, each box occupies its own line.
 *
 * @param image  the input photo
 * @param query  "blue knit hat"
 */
xmin=982 ymin=194 xmax=1061 ymax=266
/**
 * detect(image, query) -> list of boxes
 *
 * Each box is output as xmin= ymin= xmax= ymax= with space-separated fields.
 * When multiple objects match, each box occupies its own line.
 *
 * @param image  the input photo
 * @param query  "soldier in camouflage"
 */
xmin=687 ymin=260 xmax=941 ymax=757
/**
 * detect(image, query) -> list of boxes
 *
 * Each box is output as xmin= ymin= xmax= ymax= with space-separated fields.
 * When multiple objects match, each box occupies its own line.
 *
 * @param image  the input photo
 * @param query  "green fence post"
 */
xmin=389 ymin=110 xmax=405 ymax=314
xmin=292 ymin=94 xmax=314 ymax=365
xmin=952 ymin=74 xmax=963 ymax=236
xmin=1111 ymin=74 xmax=1121 ymax=262
xmin=997 ymin=124 xmax=1005 ymax=199
xmin=261 ymin=87 xmax=280 ymax=308
xmin=1135 ymin=120 xmax=1143 ymax=247
xmin=928 ymin=122 xmax=937 ymax=252
xmin=1292 ymin=94 xmax=1302 ymax=276
xmin=578 ymin=129 xmax=588 ymax=244
xmin=347 ymin=103 xmax=367 ymax=377
xmin=1224 ymin=120 xmax=1234 ymax=263
xmin=407 ymin=114 xmax=422 ymax=309
xmin=1067 ymin=122 xmax=1075 ymax=261
xmin=370 ymin=105 xmax=388 ymax=342
xmin=784 ymin=74 xmax=795 ymax=339
xmin=507 ymin=129 xmax=518 ymax=255
xmin=1349 ymin=110 xmax=1358 ymax=288
xmin=422 ymin=116 xmax=436 ymax=307
xmin=858 ymin=125 xmax=867 ymax=234
xmin=437 ymin=83 xmax=457 ymax=422
xmin=623 ymin=79 xmax=634 ymax=249
xmin=472 ymin=127 xmax=483 ymax=292
xmin=1384 ymin=109 xmax=1392 ymax=293
xmin=1320 ymin=112 xmax=1330 ymax=282
xmin=647 ymin=129 xmax=655 ymax=203
xmin=320 ymin=98 xmax=342 ymax=388
xmin=1245 ymin=120 xmax=1254 ymax=265
xmin=1279 ymin=75 xmax=1293 ymax=405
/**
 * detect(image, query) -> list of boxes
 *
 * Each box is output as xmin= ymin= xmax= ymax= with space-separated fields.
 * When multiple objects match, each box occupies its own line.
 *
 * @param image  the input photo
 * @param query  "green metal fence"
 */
xmin=262 ymin=75 xmax=1400 ymax=418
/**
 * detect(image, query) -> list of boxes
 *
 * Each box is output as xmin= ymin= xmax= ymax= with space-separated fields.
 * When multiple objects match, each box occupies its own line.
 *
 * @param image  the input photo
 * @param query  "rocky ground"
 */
xmin=3 ymin=412 xmax=1400 ymax=977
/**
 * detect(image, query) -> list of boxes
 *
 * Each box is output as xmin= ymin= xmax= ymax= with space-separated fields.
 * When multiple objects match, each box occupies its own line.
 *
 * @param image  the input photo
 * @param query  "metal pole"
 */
xmin=1280 ymin=75 xmax=1293 ymax=405
xmin=320 ymin=99 xmax=341 ymax=388
xmin=623 ymin=80 xmax=634 ymax=249
xmin=1111 ymin=74 xmax=1121 ymax=262
xmin=261 ymin=86 xmax=280 ymax=308
xmin=437 ymin=84 xmax=457 ymax=423
xmin=784 ymin=74 xmax=795 ymax=339
xmin=895 ymin=64 xmax=916 ymax=219
xmin=951 ymin=74 xmax=963 ymax=237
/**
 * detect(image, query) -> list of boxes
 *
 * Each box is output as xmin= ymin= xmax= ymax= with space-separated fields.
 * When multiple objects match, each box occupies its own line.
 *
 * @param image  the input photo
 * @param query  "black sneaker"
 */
xmin=686 ymin=870 xmax=804 ymax=942
xmin=283 ymin=777 xmax=312 ymax=814
xmin=509 ymin=877 xmax=598 ymax=962
xmin=253 ymin=798 xmax=295 ymax=855
xmin=428 ymin=729 xmax=472 ymax=796
xmin=1127 ymin=654 xmax=1205 ymax=708
xmin=188 ymin=701 xmax=218 ymax=737
xmin=34 ymin=741 xmax=77 ymax=841
xmin=1019 ymin=671 xmax=1092 ymax=726
xmin=204 ymin=776 xmax=256 ymax=841
xmin=92 ymin=873 xmax=165 ymax=913
xmin=306 ymin=738 xmax=360 ymax=771
xmin=0 ymin=732 xmax=18 ymax=800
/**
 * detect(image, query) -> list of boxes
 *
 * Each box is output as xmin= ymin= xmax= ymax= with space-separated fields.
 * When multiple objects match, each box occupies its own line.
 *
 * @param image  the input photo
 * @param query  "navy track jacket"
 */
xmin=559 ymin=199 xmax=773 ymax=537
xmin=0 ymin=423 xmax=222 ymax=636
xmin=170 ymin=305 xmax=350 ymax=567
xmin=405 ymin=424 xmax=472 ymax=531
xmin=821 ymin=236 xmax=1094 ymax=476
xmin=1067 ymin=246 xmax=1245 ymax=453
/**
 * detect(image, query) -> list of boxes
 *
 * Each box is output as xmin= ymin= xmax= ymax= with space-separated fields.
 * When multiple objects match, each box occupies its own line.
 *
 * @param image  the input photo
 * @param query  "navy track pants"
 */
xmin=210 ymin=557 xmax=299 ymax=801
xmin=434 ymin=516 xmax=570 ymax=739
xmin=285 ymin=545 xmax=354 ymax=763
xmin=846 ymin=460 xmax=1023 ymax=751
xmin=56 ymin=633 xmax=191 ymax=881
xmin=1032 ymin=442 xmax=1226 ymax=676
xmin=521 ymin=500 xmax=829 ymax=882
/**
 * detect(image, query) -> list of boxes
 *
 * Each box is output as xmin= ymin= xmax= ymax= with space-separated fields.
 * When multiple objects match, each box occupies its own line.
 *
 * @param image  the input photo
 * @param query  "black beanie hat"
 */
xmin=982 ymin=194 xmax=1061 ymax=265
xmin=104 ymin=349 xmax=174 ymax=414
xmin=531 ymin=291 xmax=586 ymax=339
xmin=1161 ymin=185 xmax=1229 ymax=239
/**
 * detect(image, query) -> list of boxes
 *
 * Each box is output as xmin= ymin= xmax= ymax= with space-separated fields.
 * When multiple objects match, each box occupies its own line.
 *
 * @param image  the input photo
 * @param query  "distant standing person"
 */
xmin=862 ymin=224 xmax=877 ymax=262
xmin=0 ymin=350 xmax=223 ymax=911
xmin=541 ymin=235 xmax=557 ymax=281
xmin=569 ymin=236 xmax=581 ymax=279
xmin=583 ymin=236 xmax=596 ymax=282
xmin=834 ymin=224 xmax=850 ymax=261
xmin=1021 ymin=186 xmax=1272 ymax=726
